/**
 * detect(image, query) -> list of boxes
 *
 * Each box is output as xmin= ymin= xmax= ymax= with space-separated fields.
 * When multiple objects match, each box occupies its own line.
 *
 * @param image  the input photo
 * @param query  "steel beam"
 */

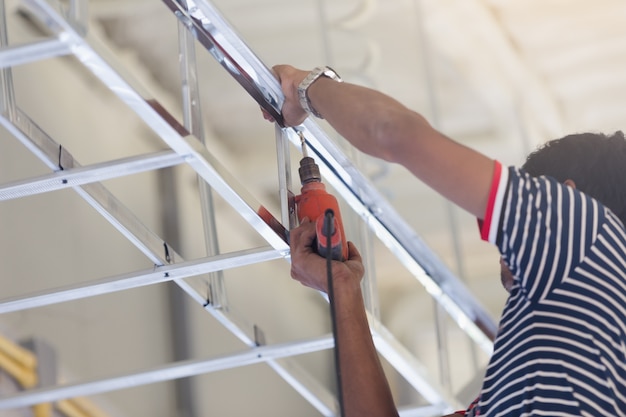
xmin=0 ymin=247 xmax=285 ymax=314
xmin=0 ymin=150 xmax=186 ymax=201
xmin=0 ymin=38 xmax=72 ymax=68
xmin=0 ymin=335 xmax=334 ymax=410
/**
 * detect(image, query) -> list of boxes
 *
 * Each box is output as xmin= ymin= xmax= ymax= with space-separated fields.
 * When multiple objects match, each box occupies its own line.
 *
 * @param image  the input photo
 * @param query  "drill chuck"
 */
xmin=298 ymin=156 xmax=322 ymax=184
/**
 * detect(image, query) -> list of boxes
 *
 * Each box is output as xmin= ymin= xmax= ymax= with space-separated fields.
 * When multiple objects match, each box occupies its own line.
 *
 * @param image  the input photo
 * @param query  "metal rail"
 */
xmin=164 ymin=0 xmax=497 ymax=347
xmin=0 ymin=0 xmax=498 ymax=414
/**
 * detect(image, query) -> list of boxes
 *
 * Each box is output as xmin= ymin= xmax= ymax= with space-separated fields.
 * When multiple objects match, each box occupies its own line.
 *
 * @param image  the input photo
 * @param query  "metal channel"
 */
xmin=0 ymin=247 xmax=283 ymax=315
xmin=0 ymin=105 xmax=270 ymax=349
xmin=8 ymin=1 xmax=339 ymax=414
xmin=22 ymin=0 xmax=290 ymax=253
xmin=0 ymin=335 xmax=334 ymax=410
xmin=0 ymin=38 xmax=72 ymax=68
xmin=275 ymin=123 xmax=296 ymax=230
xmin=0 ymin=0 xmax=498 ymax=413
xmin=0 ymin=0 xmax=16 ymax=121
xmin=0 ymin=7 xmax=266 ymax=347
xmin=0 ymin=150 xmax=185 ymax=201
xmin=162 ymin=0 xmax=285 ymax=126
xmin=165 ymin=0 xmax=497 ymax=348
xmin=177 ymin=13 xmax=227 ymax=310
xmin=176 ymin=16 xmax=215 ymax=417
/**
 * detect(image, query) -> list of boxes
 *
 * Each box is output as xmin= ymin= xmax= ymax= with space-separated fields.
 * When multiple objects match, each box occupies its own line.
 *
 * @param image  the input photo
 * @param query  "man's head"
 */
xmin=499 ymin=131 xmax=626 ymax=293
xmin=522 ymin=131 xmax=626 ymax=225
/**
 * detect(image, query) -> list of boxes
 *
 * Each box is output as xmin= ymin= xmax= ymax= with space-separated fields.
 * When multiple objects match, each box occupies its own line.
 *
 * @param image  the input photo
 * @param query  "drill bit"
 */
xmin=297 ymin=130 xmax=309 ymax=158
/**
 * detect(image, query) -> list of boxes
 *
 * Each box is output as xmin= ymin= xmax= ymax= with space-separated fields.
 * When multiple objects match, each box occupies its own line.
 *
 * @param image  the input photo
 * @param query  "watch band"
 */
xmin=297 ymin=66 xmax=342 ymax=119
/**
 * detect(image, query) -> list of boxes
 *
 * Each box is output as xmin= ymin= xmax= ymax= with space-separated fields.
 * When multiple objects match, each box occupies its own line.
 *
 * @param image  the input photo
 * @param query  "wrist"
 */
xmin=297 ymin=66 xmax=342 ymax=119
xmin=332 ymin=271 xmax=363 ymax=301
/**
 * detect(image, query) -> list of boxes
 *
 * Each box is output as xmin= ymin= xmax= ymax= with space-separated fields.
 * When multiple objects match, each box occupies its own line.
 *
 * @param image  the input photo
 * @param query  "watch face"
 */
xmin=322 ymin=67 xmax=341 ymax=81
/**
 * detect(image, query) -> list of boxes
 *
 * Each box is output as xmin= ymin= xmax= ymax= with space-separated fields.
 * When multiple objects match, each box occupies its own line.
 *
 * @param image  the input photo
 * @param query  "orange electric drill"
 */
xmin=295 ymin=155 xmax=349 ymax=261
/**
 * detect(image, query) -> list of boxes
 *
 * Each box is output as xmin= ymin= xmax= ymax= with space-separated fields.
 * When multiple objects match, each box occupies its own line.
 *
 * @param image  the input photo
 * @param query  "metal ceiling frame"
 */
xmin=0 ymin=0 xmax=497 ymax=415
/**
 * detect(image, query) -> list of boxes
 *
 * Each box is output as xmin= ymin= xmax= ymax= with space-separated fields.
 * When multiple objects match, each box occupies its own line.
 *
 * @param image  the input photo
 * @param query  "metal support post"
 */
xmin=0 ymin=0 xmax=17 ymax=121
xmin=177 ymin=12 xmax=227 ymax=311
xmin=275 ymin=124 xmax=296 ymax=231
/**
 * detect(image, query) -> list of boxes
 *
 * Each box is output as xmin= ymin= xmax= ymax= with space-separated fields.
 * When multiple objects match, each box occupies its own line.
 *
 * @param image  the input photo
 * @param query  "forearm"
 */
xmin=307 ymin=77 xmax=494 ymax=218
xmin=333 ymin=278 xmax=398 ymax=417
xmin=307 ymin=77 xmax=419 ymax=163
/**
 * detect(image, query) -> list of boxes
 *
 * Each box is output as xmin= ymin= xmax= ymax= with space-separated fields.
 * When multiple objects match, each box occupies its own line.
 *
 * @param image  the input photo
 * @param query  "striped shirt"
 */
xmin=476 ymin=162 xmax=626 ymax=416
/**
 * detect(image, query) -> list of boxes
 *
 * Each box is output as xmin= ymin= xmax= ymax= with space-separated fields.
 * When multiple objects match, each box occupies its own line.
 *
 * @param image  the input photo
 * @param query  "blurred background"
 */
xmin=1 ymin=0 xmax=626 ymax=416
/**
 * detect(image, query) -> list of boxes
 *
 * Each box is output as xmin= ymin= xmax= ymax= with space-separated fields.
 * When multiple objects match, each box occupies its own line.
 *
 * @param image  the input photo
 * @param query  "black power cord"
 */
xmin=323 ymin=208 xmax=346 ymax=417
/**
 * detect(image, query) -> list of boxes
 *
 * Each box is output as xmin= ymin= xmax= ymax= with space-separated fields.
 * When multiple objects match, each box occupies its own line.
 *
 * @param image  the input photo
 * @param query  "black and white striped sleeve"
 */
xmin=480 ymin=162 xmax=601 ymax=302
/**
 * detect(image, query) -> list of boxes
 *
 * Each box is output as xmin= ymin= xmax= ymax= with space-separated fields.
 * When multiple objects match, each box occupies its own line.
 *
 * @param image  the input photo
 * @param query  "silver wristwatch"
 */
xmin=297 ymin=66 xmax=342 ymax=119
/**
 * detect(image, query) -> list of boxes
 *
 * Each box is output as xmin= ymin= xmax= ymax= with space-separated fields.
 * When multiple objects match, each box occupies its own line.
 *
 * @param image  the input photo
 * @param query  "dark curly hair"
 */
xmin=522 ymin=131 xmax=626 ymax=226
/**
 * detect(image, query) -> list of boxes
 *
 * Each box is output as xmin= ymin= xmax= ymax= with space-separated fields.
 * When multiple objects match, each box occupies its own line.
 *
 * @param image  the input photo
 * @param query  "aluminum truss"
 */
xmin=0 ymin=0 xmax=497 ymax=415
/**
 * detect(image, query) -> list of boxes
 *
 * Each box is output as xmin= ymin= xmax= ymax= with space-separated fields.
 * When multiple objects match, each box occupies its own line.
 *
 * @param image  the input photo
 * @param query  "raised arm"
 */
xmin=272 ymin=65 xmax=496 ymax=219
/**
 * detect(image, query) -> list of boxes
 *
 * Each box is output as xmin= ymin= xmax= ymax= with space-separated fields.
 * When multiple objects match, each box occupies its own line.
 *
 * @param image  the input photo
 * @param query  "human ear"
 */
xmin=564 ymin=179 xmax=577 ymax=189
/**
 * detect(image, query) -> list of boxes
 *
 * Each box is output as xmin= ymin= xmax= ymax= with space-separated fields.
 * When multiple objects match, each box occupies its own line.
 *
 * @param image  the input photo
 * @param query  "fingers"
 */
xmin=347 ymin=241 xmax=362 ymax=263
xmin=261 ymin=108 xmax=275 ymax=122
xmin=259 ymin=64 xmax=308 ymax=127
xmin=289 ymin=218 xmax=315 ymax=251
xmin=345 ymin=241 xmax=365 ymax=279
xmin=289 ymin=220 xmax=327 ymax=290
xmin=289 ymin=228 xmax=366 ymax=293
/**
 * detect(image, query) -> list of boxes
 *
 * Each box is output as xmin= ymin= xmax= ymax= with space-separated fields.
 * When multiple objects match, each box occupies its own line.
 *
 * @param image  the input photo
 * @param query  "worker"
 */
xmin=264 ymin=64 xmax=626 ymax=416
